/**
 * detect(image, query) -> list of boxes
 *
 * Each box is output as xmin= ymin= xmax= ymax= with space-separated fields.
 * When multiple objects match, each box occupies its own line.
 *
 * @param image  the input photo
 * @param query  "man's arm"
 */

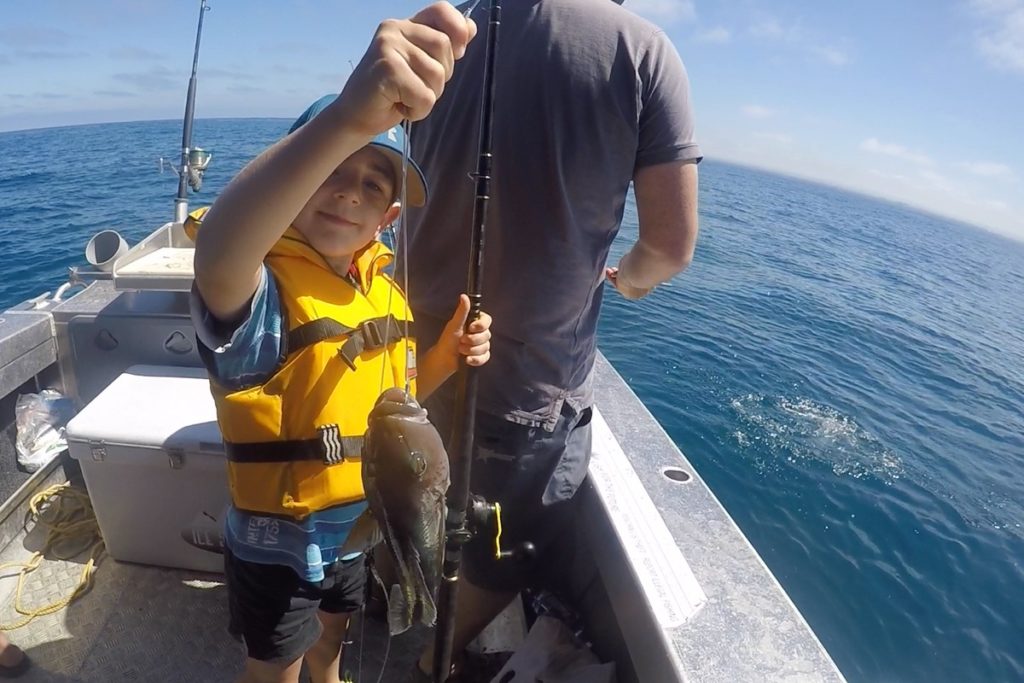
xmin=609 ymin=160 xmax=699 ymax=299
xmin=194 ymin=2 xmax=476 ymax=323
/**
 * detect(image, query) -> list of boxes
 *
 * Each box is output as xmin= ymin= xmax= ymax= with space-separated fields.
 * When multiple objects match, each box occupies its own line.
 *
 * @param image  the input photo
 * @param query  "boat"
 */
xmin=0 ymin=2 xmax=847 ymax=681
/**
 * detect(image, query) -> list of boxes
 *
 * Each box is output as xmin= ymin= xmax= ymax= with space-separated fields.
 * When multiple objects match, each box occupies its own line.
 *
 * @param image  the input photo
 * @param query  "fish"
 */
xmin=360 ymin=387 xmax=450 ymax=635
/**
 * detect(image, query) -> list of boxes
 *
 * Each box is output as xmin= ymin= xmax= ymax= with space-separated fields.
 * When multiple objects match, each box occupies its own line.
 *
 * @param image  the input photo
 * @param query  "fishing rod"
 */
xmin=172 ymin=0 xmax=212 ymax=223
xmin=432 ymin=0 xmax=504 ymax=680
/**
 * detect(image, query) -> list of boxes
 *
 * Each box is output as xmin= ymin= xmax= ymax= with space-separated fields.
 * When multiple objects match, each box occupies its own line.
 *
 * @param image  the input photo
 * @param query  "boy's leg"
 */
xmin=305 ymin=554 xmax=366 ymax=683
xmin=304 ymin=611 xmax=351 ymax=683
xmin=224 ymin=550 xmax=328 ymax=683
xmin=236 ymin=657 xmax=304 ymax=683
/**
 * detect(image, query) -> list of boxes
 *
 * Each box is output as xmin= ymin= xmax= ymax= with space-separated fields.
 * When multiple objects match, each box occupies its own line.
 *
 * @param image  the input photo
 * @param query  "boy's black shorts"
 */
xmin=224 ymin=549 xmax=366 ymax=664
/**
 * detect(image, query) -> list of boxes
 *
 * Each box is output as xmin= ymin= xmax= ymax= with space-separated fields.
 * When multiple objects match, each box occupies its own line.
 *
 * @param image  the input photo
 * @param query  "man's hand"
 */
xmin=337 ymin=2 xmax=478 ymax=137
xmin=605 ymin=266 xmax=654 ymax=300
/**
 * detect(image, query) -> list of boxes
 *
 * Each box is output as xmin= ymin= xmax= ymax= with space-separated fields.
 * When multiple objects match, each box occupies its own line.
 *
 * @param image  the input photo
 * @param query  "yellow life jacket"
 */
xmin=186 ymin=208 xmax=416 ymax=519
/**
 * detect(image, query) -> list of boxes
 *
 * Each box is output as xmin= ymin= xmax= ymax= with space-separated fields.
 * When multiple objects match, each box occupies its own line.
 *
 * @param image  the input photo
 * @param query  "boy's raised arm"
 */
xmin=194 ymin=2 xmax=476 ymax=323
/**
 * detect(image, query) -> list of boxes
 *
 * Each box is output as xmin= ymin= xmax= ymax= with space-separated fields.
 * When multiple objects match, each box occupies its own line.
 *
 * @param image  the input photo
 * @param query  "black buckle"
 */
xmin=361 ymin=318 xmax=385 ymax=348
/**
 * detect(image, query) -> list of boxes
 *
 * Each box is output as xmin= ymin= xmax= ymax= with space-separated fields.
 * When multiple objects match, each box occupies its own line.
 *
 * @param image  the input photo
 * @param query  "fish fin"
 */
xmin=420 ymin=499 xmax=445 ymax=627
xmin=375 ymin=505 xmax=420 ymax=636
xmin=387 ymin=582 xmax=412 ymax=636
xmin=413 ymin=553 xmax=438 ymax=627
xmin=402 ymin=543 xmax=438 ymax=628
xmin=372 ymin=498 xmax=413 ymax=583
xmin=339 ymin=509 xmax=381 ymax=556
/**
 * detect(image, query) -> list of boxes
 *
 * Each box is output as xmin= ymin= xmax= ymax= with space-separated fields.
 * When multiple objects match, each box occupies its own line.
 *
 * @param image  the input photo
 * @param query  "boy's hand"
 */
xmin=338 ymin=2 xmax=477 ymax=137
xmin=605 ymin=266 xmax=654 ymax=300
xmin=441 ymin=294 xmax=492 ymax=368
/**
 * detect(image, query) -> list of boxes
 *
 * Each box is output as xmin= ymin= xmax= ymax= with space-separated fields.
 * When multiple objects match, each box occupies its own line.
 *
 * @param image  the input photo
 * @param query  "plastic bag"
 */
xmin=15 ymin=389 xmax=76 ymax=473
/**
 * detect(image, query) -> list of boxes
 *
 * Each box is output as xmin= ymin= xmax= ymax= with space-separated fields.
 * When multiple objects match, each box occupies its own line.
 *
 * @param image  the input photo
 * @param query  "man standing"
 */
xmin=404 ymin=0 xmax=700 ymax=675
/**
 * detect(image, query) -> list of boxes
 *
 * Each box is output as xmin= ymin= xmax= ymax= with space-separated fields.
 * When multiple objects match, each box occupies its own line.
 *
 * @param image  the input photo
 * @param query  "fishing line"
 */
xmin=358 ymin=604 xmax=364 ymax=683
xmin=378 ymin=118 xmax=412 ymax=397
xmin=400 ymin=118 xmax=412 ymax=395
xmin=370 ymin=117 xmax=410 ymax=681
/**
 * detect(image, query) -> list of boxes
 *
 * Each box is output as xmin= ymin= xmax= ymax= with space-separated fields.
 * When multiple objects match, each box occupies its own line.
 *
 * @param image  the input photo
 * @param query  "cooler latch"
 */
xmin=167 ymin=447 xmax=185 ymax=470
xmin=89 ymin=442 xmax=106 ymax=462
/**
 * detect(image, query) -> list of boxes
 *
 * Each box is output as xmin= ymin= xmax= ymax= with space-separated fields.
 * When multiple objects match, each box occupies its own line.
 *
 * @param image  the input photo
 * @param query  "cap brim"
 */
xmin=367 ymin=143 xmax=428 ymax=207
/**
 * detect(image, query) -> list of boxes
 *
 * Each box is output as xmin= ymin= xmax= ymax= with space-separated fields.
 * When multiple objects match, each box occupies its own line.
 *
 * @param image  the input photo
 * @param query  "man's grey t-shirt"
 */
xmin=405 ymin=0 xmax=701 ymax=429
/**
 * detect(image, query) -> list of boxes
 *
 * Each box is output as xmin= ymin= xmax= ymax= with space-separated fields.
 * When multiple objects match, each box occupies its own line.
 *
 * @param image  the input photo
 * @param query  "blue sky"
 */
xmin=2 ymin=0 xmax=1022 ymax=239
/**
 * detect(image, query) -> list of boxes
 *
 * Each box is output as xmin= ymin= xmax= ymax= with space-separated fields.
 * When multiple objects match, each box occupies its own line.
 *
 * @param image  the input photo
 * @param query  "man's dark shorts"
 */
xmin=424 ymin=387 xmax=593 ymax=593
xmin=224 ymin=549 xmax=366 ymax=664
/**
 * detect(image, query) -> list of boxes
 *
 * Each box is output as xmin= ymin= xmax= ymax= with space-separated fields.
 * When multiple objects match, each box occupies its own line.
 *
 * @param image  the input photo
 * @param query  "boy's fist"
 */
xmin=339 ymin=2 xmax=477 ymax=137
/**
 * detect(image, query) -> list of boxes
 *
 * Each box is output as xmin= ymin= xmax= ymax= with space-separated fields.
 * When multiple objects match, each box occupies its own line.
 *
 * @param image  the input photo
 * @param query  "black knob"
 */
xmin=499 ymin=541 xmax=536 ymax=564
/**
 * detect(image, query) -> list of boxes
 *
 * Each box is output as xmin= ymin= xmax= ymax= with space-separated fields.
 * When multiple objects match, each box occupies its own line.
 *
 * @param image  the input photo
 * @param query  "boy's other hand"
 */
xmin=442 ymin=294 xmax=492 ymax=368
xmin=339 ymin=2 xmax=477 ymax=138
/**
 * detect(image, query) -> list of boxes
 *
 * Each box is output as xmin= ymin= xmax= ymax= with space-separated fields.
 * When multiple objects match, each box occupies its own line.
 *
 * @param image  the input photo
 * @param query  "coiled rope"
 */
xmin=0 ymin=483 xmax=104 ymax=630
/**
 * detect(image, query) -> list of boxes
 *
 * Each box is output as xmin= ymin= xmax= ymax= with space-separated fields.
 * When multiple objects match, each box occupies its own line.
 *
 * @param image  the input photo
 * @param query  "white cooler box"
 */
xmin=66 ymin=364 xmax=228 ymax=573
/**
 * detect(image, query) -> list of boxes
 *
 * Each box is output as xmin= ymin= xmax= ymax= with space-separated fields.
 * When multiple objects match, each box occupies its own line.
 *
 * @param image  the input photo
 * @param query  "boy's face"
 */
xmin=293 ymin=146 xmax=400 ymax=261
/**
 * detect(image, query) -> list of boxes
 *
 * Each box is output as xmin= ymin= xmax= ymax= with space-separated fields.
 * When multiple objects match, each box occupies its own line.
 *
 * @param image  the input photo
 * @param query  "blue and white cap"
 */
xmin=289 ymin=94 xmax=428 ymax=207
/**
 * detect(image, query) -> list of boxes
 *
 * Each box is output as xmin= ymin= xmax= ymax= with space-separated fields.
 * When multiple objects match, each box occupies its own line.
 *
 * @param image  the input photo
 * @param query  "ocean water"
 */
xmin=1 ymin=120 xmax=1022 ymax=682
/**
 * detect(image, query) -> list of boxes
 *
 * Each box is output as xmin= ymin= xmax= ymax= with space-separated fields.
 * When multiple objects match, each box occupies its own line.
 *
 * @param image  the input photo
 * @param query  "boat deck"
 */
xmin=0 ymin=280 xmax=849 ymax=681
xmin=0 ymin=465 xmax=445 ymax=683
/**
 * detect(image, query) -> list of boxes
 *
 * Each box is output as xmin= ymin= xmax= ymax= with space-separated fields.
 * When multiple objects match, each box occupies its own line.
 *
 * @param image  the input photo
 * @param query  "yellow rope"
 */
xmin=0 ymin=483 xmax=104 ymax=630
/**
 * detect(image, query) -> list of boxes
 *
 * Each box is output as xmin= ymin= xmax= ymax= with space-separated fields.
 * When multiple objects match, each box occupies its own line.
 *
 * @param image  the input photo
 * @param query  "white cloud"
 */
xmin=626 ymin=0 xmax=697 ymax=23
xmin=860 ymin=137 xmax=934 ymax=166
xmin=957 ymin=160 xmax=1016 ymax=179
xmin=747 ymin=16 xmax=851 ymax=66
xmin=742 ymin=104 xmax=775 ymax=118
xmin=695 ymin=27 xmax=731 ymax=44
xmin=700 ymin=127 xmax=1024 ymax=240
xmin=919 ymin=169 xmax=957 ymax=193
xmin=969 ymin=0 xmax=1024 ymax=72
xmin=812 ymin=46 xmax=850 ymax=66
xmin=971 ymin=0 xmax=1019 ymax=10
xmin=749 ymin=19 xmax=787 ymax=39
xmin=109 ymin=46 xmax=164 ymax=61
xmin=869 ymin=168 xmax=910 ymax=183
xmin=0 ymin=26 xmax=74 ymax=49
xmin=754 ymin=131 xmax=793 ymax=144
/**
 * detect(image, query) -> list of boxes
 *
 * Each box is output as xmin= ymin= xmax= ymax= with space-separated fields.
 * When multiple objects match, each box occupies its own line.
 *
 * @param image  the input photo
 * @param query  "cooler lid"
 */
xmin=66 ymin=364 xmax=222 ymax=454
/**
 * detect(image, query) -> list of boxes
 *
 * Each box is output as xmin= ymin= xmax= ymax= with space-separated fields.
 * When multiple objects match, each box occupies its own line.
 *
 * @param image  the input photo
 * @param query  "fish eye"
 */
xmin=410 ymin=451 xmax=427 ymax=476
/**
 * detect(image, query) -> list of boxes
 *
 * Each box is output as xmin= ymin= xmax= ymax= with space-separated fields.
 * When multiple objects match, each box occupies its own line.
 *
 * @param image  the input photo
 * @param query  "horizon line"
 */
xmin=1 ymin=116 xmax=1020 ymax=244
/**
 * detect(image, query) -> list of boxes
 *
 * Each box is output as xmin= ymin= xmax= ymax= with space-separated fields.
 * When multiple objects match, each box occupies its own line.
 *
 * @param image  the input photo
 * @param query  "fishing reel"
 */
xmin=159 ymin=147 xmax=213 ymax=192
xmin=466 ymin=494 xmax=536 ymax=564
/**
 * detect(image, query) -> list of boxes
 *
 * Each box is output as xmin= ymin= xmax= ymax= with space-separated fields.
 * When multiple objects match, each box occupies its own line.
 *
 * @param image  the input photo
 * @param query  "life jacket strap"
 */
xmin=286 ymin=314 xmax=410 ymax=370
xmin=224 ymin=426 xmax=363 ymax=464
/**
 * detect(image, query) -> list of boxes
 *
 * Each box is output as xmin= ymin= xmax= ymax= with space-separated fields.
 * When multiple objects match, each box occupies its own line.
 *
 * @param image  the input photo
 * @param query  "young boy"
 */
xmin=190 ymin=6 xmax=481 ymax=683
